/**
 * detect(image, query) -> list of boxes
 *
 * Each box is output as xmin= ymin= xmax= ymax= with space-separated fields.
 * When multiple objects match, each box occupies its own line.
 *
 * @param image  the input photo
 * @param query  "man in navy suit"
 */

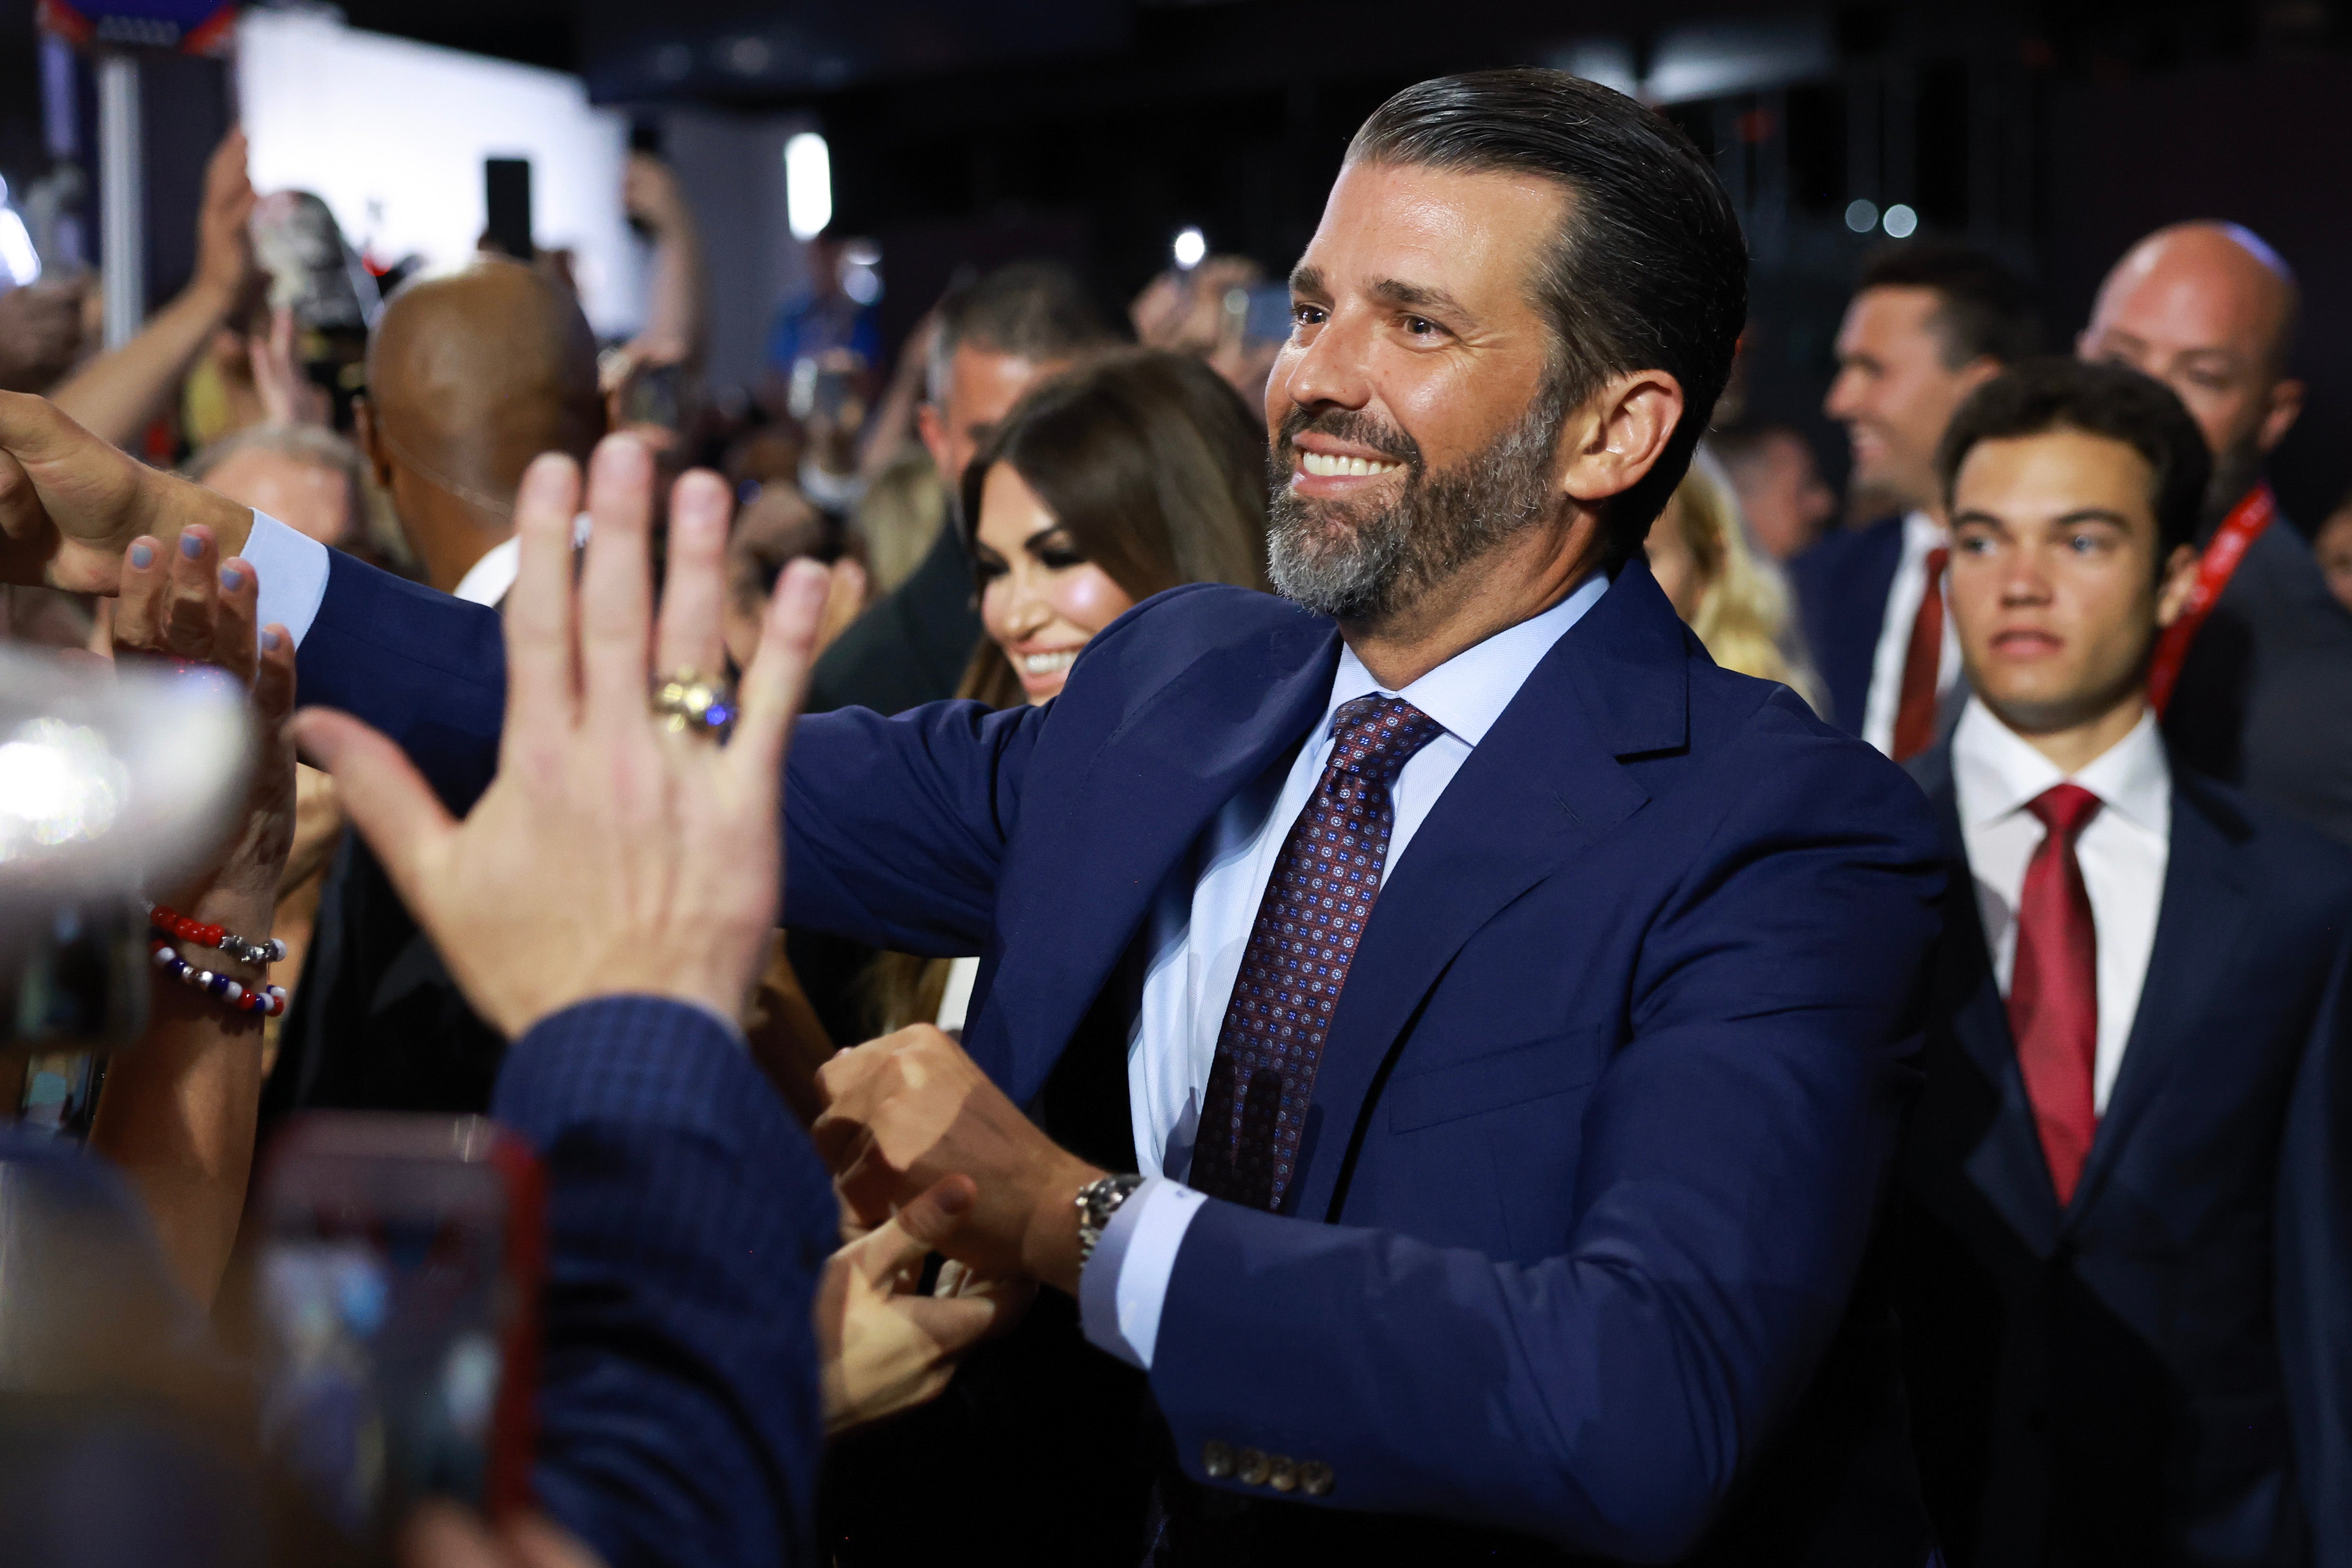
xmin=0 ymin=72 xmax=1945 ymax=1564
xmin=1895 ymin=356 xmax=2352 ymax=1564
xmin=1794 ymin=246 xmax=2040 ymax=757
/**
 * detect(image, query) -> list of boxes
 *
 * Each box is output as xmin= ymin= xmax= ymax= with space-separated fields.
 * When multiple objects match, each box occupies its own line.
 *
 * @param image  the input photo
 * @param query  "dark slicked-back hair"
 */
xmin=1857 ymin=243 xmax=2042 ymax=369
xmin=1937 ymin=356 xmax=2210 ymax=567
xmin=928 ymin=261 xmax=1116 ymax=401
xmin=1348 ymin=68 xmax=1749 ymax=564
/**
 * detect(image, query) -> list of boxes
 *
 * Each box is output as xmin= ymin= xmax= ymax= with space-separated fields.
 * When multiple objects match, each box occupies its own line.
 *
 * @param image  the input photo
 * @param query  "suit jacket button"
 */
xmin=1299 ymin=1461 xmax=1335 ymax=1497
xmin=1237 ymin=1448 xmax=1271 ymax=1486
xmin=1202 ymin=1441 xmax=1234 ymax=1479
xmin=1267 ymin=1455 xmax=1298 ymax=1492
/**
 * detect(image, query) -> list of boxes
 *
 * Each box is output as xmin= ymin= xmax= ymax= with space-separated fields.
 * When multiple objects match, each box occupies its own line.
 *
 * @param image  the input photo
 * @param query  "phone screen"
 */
xmin=255 ymin=1115 xmax=543 ymax=1547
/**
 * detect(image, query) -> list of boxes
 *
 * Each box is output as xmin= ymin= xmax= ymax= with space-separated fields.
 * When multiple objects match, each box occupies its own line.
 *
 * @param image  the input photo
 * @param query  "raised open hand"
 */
xmin=293 ymin=436 xmax=830 ymax=1039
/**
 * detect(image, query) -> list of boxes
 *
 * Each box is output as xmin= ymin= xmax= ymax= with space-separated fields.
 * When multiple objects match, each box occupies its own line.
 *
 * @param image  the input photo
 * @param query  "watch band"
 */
xmin=1075 ymin=1172 xmax=1147 ymax=1270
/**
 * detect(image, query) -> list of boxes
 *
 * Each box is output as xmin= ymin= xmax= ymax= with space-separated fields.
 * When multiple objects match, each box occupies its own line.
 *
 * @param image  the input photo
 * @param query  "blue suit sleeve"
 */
xmin=780 ymin=697 xmax=1047 ymax=956
xmin=2278 ymin=938 xmax=2352 ymax=1564
xmin=294 ymin=548 xmax=1048 ymax=953
xmin=492 ymin=998 xmax=837 ymax=1568
xmin=294 ymin=549 xmax=508 ymax=813
xmin=1146 ymin=720 xmax=1940 ymax=1560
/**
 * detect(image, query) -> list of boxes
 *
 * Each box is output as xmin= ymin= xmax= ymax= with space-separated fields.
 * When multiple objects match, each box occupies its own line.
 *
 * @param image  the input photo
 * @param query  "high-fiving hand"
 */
xmin=293 ymin=436 xmax=829 ymax=1039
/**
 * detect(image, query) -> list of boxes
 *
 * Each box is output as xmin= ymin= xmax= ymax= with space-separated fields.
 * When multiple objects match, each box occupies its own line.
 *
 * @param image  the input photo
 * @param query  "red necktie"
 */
xmin=1890 ymin=545 xmax=1949 ymax=761
xmin=2008 ymin=783 xmax=2103 ymax=1205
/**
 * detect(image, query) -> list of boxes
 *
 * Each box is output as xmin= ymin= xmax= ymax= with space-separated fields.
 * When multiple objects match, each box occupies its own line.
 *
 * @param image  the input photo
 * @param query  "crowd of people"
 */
xmin=0 ymin=61 xmax=2347 ymax=1568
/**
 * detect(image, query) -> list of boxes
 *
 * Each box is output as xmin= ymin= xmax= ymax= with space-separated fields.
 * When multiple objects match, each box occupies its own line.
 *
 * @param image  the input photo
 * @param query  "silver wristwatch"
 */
xmin=1075 ymin=1173 xmax=1148 ymax=1270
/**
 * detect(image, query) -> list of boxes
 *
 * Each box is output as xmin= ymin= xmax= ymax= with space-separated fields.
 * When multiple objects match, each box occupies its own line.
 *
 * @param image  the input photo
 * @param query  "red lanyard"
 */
xmin=2148 ymin=483 xmax=2275 ymax=716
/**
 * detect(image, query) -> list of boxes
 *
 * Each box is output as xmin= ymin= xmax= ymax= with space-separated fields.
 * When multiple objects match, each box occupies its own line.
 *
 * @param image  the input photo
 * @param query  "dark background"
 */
xmin=3 ymin=0 xmax=2349 ymax=526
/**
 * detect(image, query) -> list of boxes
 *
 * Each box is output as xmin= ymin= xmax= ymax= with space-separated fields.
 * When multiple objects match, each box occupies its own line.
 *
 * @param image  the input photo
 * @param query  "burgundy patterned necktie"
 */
xmin=1189 ymin=694 xmax=1444 ymax=1211
xmin=2008 ymin=782 xmax=2103 ymax=1205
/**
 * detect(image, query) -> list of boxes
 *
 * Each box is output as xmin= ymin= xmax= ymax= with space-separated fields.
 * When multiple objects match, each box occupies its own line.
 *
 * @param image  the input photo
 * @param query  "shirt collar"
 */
xmin=1324 ymin=569 xmax=1610 ymax=748
xmin=448 ymin=513 xmax=594 ymax=608
xmin=1951 ymin=697 xmax=2170 ymax=833
xmin=451 ymin=534 xmax=520 ymax=607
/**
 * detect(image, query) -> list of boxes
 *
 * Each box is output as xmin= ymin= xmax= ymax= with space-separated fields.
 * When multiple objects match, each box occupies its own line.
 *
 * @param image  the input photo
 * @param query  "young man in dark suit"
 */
xmin=1898 ymin=356 xmax=2352 ymax=1566
xmin=1794 ymin=246 xmax=2038 ymax=756
xmin=0 ymin=72 xmax=1946 ymax=1564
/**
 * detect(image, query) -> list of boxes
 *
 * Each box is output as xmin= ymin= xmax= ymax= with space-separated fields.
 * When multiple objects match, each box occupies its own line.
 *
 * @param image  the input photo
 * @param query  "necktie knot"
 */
xmin=1326 ymin=694 xmax=1443 ymax=786
xmin=1924 ymin=544 xmax=1950 ymax=581
xmin=2027 ymin=781 xmax=2102 ymax=842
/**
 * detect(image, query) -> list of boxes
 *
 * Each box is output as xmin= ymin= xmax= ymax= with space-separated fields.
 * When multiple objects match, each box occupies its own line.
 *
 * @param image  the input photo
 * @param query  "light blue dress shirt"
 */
xmin=1084 ymin=571 xmax=1609 ymax=1368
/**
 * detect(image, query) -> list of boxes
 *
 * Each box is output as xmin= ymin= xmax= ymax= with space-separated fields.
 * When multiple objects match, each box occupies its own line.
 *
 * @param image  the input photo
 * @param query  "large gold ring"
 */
xmin=650 ymin=670 xmax=736 ymax=742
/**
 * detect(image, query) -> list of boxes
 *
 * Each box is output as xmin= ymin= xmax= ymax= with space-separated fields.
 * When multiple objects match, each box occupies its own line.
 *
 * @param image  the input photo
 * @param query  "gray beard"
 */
xmin=2203 ymin=435 xmax=2266 ymax=534
xmin=1266 ymin=389 xmax=1566 ymax=622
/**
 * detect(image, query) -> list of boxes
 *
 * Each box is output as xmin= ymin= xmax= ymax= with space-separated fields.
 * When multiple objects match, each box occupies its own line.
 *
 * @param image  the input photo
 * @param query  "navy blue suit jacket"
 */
xmin=293 ymin=550 xmax=1945 ymax=1561
xmin=1896 ymin=748 xmax=2352 ymax=1566
xmin=493 ymin=998 xmax=837 ymax=1568
xmin=1787 ymin=514 xmax=1905 ymax=736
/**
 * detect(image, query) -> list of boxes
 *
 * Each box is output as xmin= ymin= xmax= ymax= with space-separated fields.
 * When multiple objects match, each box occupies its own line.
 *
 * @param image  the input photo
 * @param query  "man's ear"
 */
xmin=1558 ymin=369 xmax=1685 ymax=507
xmin=915 ymin=402 xmax=950 ymax=479
xmin=2155 ymin=540 xmax=2201 ymax=627
xmin=353 ymin=396 xmax=397 ymax=491
xmin=1956 ymin=355 xmax=2006 ymax=400
xmin=2257 ymin=376 xmax=2305 ymax=456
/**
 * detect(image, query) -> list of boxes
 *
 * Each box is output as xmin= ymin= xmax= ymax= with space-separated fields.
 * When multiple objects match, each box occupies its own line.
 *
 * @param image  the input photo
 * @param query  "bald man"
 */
xmin=2082 ymin=222 xmax=2352 ymax=844
xmin=356 ymin=258 xmax=604 ymax=599
xmin=258 ymin=259 xmax=607 ymax=1124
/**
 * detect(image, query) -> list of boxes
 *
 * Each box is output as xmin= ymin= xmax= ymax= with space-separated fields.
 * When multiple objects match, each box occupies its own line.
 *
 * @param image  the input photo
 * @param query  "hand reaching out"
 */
xmin=817 ymin=1173 xmax=1031 ymax=1433
xmin=293 ymin=436 xmax=831 ymax=1038
xmin=0 ymin=390 xmax=253 ymax=592
xmin=89 ymin=524 xmax=296 ymax=1304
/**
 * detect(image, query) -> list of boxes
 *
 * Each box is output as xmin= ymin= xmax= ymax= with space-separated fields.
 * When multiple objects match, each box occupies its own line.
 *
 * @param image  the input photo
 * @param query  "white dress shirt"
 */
xmin=1950 ymin=698 xmax=2171 ymax=1113
xmin=243 ymin=511 xmax=1610 ymax=1370
xmin=451 ymin=533 xmax=522 ymax=607
xmin=1860 ymin=511 xmax=1962 ymax=757
xmin=1084 ymin=572 xmax=1610 ymax=1369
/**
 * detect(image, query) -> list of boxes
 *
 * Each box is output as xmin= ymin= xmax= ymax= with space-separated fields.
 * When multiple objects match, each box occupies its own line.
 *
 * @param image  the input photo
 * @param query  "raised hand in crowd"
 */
xmin=249 ymin=304 xmax=333 ymax=427
xmin=52 ymin=127 xmax=261 ymax=451
xmin=0 ymin=278 xmax=88 ymax=395
xmin=293 ymin=440 xmax=801 ymax=1036
xmin=85 ymin=524 xmax=296 ymax=1304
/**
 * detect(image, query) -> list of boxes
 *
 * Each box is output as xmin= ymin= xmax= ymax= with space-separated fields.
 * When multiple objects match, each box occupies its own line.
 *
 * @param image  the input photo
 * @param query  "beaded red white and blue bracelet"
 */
xmin=148 ymin=938 xmax=288 ymax=1017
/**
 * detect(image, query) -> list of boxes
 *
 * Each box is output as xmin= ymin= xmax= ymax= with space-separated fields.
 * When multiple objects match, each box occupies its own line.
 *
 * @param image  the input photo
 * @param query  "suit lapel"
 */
xmin=978 ymin=612 xmax=1342 ymax=1103
xmin=2066 ymin=775 xmax=2254 ymax=1220
xmin=1912 ymin=751 xmax=2065 ymax=1252
xmin=1287 ymin=564 xmax=1681 ymax=1222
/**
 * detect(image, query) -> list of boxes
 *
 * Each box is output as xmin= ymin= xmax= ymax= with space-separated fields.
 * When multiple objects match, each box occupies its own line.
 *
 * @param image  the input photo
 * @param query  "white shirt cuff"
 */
xmin=240 ymin=511 xmax=331 ymax=647
xmin=1078 ymin=1176 xmax=1208 ymax=1370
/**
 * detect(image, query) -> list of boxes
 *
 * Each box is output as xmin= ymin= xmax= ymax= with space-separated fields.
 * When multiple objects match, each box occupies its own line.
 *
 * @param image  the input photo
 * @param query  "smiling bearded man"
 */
xmin=3 ymin=68 xmax=1946 ymax=1568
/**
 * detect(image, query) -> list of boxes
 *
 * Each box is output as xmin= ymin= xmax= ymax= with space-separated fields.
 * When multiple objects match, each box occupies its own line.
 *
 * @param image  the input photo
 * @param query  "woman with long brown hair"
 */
xmin=874 ymin=347 xmax=1271 ymax=1029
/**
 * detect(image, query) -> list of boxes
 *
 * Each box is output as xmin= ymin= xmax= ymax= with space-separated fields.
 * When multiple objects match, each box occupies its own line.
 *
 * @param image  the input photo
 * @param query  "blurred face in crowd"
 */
xmin=1947 ymin=427 xmax=2197 ymax=739
xmin=972 ymin=462 xmax=1137 ymax=703
xmin=2079 ymin=224 xmax=2302 ymax=517
xmin=919 ymin=345 xmax=1067 ymax=490
xmin=199 ymin=447 xmax=354 ymax=548
xmin=2315 ymin=506 xmax=2352 ymax=617
xmin=1263 ymin=159 xmax=1576 ymax=621
xmin=1825 ymin=286 xmax=2002 ymax=520
xmin=1723 ymin=429 xmax=1836 ymax=560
